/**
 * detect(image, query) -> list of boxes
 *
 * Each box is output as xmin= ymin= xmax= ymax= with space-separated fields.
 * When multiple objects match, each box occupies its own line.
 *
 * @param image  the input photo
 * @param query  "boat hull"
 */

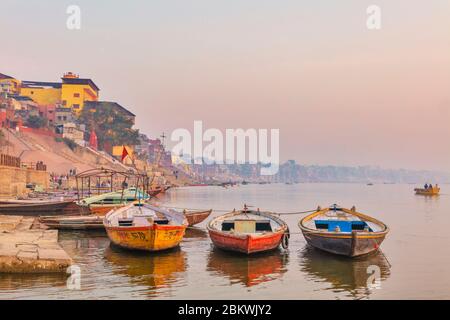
xmin=0 ymin=200 xmax=76 ymax=216
xmin=414 ymin=188 xmax=439 ymax=196
xmin=302 ymin=231 xmax=386 ymax=257
xmin=40 ymin=215 xmax=104 ymax=230
xmin=208 ymin=229 xmax=283 ymax=254
xmin=105 ymin=224 xmax=186 ymax=252
xmin=184 ymin=210 xmax=212 ymax=226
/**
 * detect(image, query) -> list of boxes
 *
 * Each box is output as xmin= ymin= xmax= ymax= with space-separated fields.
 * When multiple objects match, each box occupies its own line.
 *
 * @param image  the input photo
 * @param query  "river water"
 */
xmin=1 ymin=183 xmax=449 ymax=299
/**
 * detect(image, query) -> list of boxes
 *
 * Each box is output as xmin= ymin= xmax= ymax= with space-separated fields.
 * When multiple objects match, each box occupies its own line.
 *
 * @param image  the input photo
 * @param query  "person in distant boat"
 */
xmin=424 ymin=183 xmax=429 ymax=189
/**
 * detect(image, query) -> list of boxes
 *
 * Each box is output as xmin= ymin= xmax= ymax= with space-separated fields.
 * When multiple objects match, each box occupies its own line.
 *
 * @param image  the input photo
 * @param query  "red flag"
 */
xmin=121 ymin=146 xmax=129 ymax=162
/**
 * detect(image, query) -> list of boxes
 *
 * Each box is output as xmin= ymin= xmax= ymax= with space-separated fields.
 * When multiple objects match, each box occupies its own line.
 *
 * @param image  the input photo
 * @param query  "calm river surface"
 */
xmin=1 ymin=183 xmax=450 ymax=299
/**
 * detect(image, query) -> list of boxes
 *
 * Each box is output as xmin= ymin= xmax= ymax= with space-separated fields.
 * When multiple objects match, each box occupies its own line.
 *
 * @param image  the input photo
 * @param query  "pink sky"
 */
xmin=1 ymin=0 xmax=449 ymax=171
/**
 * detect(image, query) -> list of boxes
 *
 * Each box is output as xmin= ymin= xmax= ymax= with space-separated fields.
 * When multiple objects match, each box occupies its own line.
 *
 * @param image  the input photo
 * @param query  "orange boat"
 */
xmin=414 ymin=185 xmax=440 ymax=196
xmin=104 ymin=203 xmax=187 ymax=252
xmin=207 ymin=205 xmax=289 ymax=254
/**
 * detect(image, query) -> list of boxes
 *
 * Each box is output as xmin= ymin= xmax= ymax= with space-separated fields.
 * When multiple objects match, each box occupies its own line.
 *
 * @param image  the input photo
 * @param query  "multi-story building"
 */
xmin=19 ymin=72 xmax=99 ymax=115
xmin=148 ymin=138 xmax=172 ymax=167
xmin=62 ymin=122 xmax=86 ymax=145
xmin=60 ymin=72 xmax=99 ymax=114
xmin=54 ymin=107 xmax=76 ymax=126
xmin=0 ymin=73 xmax=21 ymax=95
xmin=134 ymin=133 xmax=150 ymax=159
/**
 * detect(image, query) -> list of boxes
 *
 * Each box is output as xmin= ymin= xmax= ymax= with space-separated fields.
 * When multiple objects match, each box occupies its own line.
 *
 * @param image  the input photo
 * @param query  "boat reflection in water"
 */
xmin=183 ymin=227 xmax=209 ymax=240
xmin=299 ymin=246 xmax=391 ymax=298
xmin=207 ymin=248 xmax=288 ymax=287
xmin=0 ymin=274 xmax=68 ymax=294
xmin=103 ymin=244 xmax=186 ymax=297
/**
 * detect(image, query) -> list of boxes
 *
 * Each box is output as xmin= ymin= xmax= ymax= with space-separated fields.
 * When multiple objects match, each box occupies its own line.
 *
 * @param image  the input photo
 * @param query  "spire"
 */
xmin=89 ymin=128 xmax=98 ymax=150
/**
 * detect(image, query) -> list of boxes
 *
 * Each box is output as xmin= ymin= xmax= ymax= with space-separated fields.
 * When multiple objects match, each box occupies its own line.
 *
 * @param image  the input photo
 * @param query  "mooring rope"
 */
xmin=159 ymin=205 xmax=317 ymax=215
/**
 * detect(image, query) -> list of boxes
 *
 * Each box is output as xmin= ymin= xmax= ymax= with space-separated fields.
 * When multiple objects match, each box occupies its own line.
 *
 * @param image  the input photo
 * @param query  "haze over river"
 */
xmin=1 ymin=183 xmax=449 ymax=299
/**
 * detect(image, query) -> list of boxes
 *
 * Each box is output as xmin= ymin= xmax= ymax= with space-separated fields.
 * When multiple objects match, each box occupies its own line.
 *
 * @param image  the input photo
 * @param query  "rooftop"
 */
xmin=22 ymin=81 xmax=62 ymax=89
xmin=62 ymin=77 xmax=100 ymax=92
xmin=0 ymin=73 xmax=15 ymax=80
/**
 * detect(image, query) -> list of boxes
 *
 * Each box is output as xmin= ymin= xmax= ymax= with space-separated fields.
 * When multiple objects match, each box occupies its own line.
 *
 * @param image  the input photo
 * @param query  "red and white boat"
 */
xmin=207 ymin=205 xmax=289 ymax=254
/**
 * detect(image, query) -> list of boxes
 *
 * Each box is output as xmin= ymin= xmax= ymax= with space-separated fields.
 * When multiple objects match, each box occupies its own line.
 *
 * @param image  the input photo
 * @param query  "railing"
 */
xmin=0 ymin=154 xmax=20 ymax=168
xmin=20 ymin=161 xmax=47 ymax=171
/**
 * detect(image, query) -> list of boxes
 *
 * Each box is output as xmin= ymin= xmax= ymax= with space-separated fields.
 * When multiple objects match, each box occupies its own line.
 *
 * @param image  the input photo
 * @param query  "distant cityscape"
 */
xmin=183 ymin=160 xmax=450 ymax=184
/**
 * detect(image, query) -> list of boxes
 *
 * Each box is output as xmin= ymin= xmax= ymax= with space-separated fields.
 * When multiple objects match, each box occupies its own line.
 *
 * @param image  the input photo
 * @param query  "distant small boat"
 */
xmin=103 ymin=203 xmax=187 ymax=252
xmin=183 ymin=209 xmax=212 ymax=226
xmin=298 ymin=205 xmax=389 ymax=257
xmin=414 ymin=186 xmax=440 ymax=196
xmin=367 ymin=183 xmax=374 ymax=186
xmin=39 ymin=215 xmax=104 ymax=230
xmin=0 ymin=199 xmax=76 ymax=216
xmin=207 ymin=205 xmax=289 ymax=254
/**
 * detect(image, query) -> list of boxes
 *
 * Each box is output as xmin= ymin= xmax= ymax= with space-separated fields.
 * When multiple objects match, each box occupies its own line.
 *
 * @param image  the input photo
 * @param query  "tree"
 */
xmin=26 ymin=115 xmax=47 ymax=128
xmin=79 ymin=104 xmax=139 ymax=152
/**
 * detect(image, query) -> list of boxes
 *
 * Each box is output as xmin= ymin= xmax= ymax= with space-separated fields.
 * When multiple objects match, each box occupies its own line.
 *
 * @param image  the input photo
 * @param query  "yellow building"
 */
xmin=60 ymin=72 xmax=99 ymax=114
xmin=0 ymin=73 xmax=21 ymax=95
xmin=20 ymin=81 xmax=62 ymax=105
xmin=19 ymin=72 xmax=99 ymax=114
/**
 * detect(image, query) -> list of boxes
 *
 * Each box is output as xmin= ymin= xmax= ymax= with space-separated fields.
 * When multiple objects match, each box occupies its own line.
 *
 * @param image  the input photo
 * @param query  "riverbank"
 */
xmin=0 ymin=215 xmax=72 ymax=273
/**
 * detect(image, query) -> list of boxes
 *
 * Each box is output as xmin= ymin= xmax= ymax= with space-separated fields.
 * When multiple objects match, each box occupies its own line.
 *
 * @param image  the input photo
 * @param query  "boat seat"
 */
xmin=154 ymin=219 xmax=169 ymax=225
xmin=221 ymin=219 xmax=273 ymax=233
xmin=314 ymin=220 xmax=372 ymax=232
xmin=118 ymin=218 xmax=134 ymax=226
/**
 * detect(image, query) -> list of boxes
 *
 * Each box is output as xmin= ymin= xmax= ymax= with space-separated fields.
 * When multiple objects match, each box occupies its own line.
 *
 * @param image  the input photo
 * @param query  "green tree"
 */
xmin=79 ymin=104 xmax=139 ymax=152
xmin=26 ymin=115 xmax=47 ymax=128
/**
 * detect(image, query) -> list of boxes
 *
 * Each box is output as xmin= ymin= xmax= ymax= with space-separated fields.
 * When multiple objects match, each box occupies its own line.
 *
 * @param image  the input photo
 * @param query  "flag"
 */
xmin=121 ymin=146 xmax=129 ymax=162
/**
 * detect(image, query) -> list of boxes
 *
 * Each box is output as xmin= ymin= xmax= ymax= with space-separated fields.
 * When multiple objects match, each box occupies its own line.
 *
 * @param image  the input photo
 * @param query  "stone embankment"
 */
xmin=0 ymin=215 xmax=72 ymax=273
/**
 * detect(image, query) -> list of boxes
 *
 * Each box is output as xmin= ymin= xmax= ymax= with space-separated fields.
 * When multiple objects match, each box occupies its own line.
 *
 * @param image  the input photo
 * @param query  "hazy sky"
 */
xmin=1 ymin=0 xmax=449 ymax=171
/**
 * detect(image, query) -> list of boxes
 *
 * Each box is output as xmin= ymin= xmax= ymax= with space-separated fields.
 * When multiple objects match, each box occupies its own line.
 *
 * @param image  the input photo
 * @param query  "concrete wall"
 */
xmin=0 ymin=165 xmax=49 ymax=197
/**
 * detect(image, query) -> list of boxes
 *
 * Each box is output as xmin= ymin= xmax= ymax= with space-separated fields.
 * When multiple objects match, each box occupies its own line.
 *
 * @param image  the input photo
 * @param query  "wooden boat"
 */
xmin=0 ymin=199 xmax=76 ymax=216
xmin=103 ymin=203 xmax=187 ymax=252
xmin=298 ymin=205 xmax=389 ymax=257
xmin=77 ymin=188 xmax=149 ymax=216
xmin=183 ymin=209 xmax=212 ymax=226
xmin=39 ymin=215 xmax=104 ymax=230
xmin=207 ymin=205 xmax=289 ymax=254
xmin=414 ymin=186 xmax=440 ymax=196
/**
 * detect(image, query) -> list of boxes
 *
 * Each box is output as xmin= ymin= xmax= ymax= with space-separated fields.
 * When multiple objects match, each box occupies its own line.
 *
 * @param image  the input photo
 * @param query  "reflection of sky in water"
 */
xmin=1 ymin=184 xmax=449 ymax=299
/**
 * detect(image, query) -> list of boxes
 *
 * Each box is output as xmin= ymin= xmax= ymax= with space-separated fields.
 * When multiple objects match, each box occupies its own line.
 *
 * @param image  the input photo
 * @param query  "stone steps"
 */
xmin=0 ymin=215 xmax=72 ymax=274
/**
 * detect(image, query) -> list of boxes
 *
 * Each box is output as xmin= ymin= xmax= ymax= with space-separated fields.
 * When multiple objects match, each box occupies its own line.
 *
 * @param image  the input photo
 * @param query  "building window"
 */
xmin=62 ymin=100 xmax=67 ymax=106
xmin=31 ymin=91 xmax=34 ymax=94
xmin=74 ymin=93 xmax=80 ymax=98
xmin=73 ymin=104 xmax=80 ymax=109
